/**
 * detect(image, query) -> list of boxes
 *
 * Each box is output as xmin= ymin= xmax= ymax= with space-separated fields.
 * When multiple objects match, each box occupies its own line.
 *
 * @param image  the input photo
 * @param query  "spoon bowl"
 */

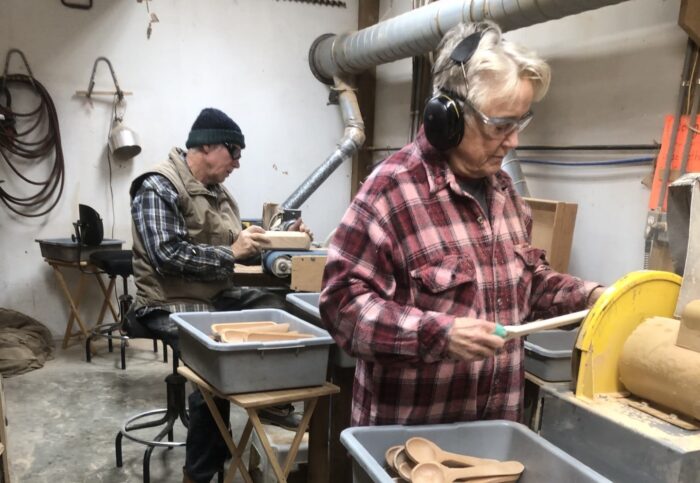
xmin=384 ymin=445 xmax=403 ymax=473
xmin=393 ymin=447 xmax=415 ymax=481
xmin=404 ymin=436 xmax=498 ymax=466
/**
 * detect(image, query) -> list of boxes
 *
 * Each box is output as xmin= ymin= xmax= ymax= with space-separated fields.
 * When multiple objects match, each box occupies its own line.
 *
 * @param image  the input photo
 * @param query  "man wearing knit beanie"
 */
xmin=185 ymin=107 xmax=246 ymax=150
xmin=129 ymin=107 xmax=311 ymax=483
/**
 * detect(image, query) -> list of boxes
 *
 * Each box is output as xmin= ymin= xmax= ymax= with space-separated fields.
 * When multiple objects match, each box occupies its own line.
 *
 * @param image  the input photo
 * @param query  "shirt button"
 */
xmin=477 ymin=216 xmax=484 ymax=224
xmin=497 ymin=297 xmax=503 ymax=307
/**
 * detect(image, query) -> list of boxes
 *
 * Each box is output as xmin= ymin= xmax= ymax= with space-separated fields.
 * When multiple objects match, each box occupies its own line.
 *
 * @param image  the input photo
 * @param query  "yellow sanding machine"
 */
xmin=536 ymin=174 xmax=700 ymax=483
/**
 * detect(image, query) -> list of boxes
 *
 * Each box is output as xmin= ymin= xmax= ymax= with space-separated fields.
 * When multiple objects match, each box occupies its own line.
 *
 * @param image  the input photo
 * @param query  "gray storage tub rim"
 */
xmin=341 ymin=420 xmax=611 ymax=483
xmin=524 ymin=331 xmax=575 ymax=359
xmin=285 ymin=293 xmax=321 ymax=322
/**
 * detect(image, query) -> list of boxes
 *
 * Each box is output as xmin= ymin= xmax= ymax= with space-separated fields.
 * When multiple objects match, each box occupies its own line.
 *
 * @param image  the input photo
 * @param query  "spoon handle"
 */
xmin=439 ymin=450 xmax=499 ymax=466
xmin=464 ymin=476 xmax=520 ymax=483
xmin=445 ymin=461 xmax=524 ymax=481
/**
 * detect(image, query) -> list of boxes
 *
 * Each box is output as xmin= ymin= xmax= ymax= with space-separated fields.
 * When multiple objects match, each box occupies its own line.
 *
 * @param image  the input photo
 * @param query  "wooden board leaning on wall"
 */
xmin=523 ymin=198 xmax=578 ymax=274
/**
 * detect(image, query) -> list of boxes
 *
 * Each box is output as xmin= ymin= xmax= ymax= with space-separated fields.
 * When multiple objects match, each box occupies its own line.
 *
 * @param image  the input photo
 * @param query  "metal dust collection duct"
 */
xmin=283 ymin=0 xmax=632 ymax=210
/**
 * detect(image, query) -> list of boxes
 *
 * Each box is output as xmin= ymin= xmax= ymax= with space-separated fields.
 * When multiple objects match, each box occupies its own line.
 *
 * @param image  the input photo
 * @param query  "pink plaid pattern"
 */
xmin=320 ymin=129 xmax=598 ymax=426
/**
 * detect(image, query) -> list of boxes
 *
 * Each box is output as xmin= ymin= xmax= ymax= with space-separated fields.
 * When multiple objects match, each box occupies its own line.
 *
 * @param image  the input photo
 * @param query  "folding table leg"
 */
xmin=247 ymin=399 xmax=317 ymax=483
xmin=52 ymin=265 xmax=90 ymax=348
xmin=282 ymin=398 xmax=317 ymax=476
xmin=198 ymin=387 xmax=254 ymax=483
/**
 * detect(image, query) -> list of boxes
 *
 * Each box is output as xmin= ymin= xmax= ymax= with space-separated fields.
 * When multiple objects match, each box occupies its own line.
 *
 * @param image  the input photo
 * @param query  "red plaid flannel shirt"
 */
xmin=320 ymin=129 xmax=598 ymax=426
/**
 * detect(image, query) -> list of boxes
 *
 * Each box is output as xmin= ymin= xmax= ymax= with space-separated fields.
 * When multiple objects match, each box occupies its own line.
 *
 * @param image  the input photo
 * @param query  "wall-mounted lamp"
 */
xmin=77 ymin=57 xmax=141 ymax=160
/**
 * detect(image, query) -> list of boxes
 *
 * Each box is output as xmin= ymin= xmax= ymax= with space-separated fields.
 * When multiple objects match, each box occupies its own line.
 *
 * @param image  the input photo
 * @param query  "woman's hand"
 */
xmin=586 ymin=286 xmax=606 ymax=308
xmin=446 ymin=317 xmax=505 ymax=362
xmin=231 ymin=225 xmax=269 ymax=260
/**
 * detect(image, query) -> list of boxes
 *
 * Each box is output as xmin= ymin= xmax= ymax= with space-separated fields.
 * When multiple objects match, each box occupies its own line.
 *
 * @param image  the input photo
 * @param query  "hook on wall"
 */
xmin=60 ymin=0 xmax=93 ymax=10
xmin=74 ymin=57 xmax=140 ymax=161
xmin=75 ymin=57 xmax=132 ymax=99
xmin=2 ymin=48 xmax=37 ymax=91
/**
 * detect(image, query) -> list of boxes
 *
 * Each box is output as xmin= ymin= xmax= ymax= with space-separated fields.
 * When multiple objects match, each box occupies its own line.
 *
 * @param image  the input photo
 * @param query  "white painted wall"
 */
xmin=0 ymin=0 xmax=358 ymax=336
xmin=373 ymin=0 xmax=686 ymax=286
xmin=0 ymin=0 xmax=689 ymax=338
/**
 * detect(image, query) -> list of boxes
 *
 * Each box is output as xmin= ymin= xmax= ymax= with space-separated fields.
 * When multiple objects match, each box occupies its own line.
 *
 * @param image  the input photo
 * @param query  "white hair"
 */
xmin=432 ymin=21 xmax=551 ymax=111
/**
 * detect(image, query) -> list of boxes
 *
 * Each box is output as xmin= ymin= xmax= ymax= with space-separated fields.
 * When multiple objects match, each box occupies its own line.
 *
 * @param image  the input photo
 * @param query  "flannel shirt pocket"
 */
xmin=410 ymin=255 xmax=476 ymax=293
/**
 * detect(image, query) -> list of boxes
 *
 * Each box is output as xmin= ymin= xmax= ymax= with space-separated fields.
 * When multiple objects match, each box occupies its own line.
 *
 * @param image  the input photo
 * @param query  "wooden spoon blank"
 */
xmin=245 ymin=331 xmax=314 ymax=341
xmin=236 ymin=323 xmax=290 ymax=333
xmin=404 ymin=436 xmax=498 ymax=467
xmin=412 ymin=460 xmax=524 ymax=483
xmin=220 ymin=329 xmax=314 ymax=343
xmin=459 ymin=476 xmax=520 ymax=483
xmin=211 ymin=321 xmax=279 ymax=334
xmin=503 ymin=309 xmax=588 ymax=340
xmin=384 ymin=445 xmax=403 ymax=476
xmin=393 ymin=448 xmax=415 ymax=481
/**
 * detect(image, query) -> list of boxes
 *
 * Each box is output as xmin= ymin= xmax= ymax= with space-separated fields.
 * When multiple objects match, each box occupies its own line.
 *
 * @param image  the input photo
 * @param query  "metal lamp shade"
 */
xmin=108 ymin=120 xmax=141 ymax=160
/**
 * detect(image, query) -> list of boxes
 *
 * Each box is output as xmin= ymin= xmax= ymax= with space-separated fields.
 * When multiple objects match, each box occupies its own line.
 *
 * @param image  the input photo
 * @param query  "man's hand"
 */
xmin=287 ymin=218 xmax=314 ymax=242
xmin=446 ymin=317 xmax=505 ymax=362
xmin=231 ymin=225 xmax=269 ymax=260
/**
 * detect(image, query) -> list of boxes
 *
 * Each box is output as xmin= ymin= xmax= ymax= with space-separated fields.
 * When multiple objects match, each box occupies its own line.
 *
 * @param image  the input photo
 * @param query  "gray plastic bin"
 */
xmin=285 ymin=292 xmax=356 ymax=368
xmin=172 ymin=309 xmax=333 ymax=394
xmin=524 ymin=330 xmax=577 ymax=382
xmin=341 ymin=420 xmax=611 ymax=483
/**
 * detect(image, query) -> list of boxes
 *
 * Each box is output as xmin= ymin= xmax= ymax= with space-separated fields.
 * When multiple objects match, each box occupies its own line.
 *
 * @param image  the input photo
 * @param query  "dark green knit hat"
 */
xmin=185 ymin=107 xmax=245 ymax=149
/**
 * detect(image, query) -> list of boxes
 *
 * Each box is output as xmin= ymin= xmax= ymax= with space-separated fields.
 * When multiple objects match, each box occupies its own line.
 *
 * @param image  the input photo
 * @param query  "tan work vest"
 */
xmin=130 ymin=148 xmax=242 ymax=311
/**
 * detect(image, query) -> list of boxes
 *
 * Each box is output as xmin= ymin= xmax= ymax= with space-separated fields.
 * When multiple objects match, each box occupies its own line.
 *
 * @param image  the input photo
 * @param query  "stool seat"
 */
xmin=90 ymin=250 xmax=133 ymax=278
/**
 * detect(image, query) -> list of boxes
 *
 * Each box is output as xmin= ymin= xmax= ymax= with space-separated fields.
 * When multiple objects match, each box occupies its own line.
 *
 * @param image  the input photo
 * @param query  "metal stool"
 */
xmin=114 ymin=313 xmax=224 ymax=483
xmin=115 ymin=340 xmax=189 ymax=483
xmin=86 ymin=250 xmax=163 ymax=369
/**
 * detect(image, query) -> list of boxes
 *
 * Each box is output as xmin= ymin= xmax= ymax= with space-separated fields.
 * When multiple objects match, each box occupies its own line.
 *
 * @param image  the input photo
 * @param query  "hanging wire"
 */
xmin=105 ymin=93 xmax=122 ymax=239
xmin=0 ymin=49 xmax=65 ymax=217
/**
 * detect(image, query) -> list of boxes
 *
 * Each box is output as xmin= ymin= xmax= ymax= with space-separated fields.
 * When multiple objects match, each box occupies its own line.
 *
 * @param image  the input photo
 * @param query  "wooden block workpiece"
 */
xmin=259 ymin=231 xmax=311 ymax=250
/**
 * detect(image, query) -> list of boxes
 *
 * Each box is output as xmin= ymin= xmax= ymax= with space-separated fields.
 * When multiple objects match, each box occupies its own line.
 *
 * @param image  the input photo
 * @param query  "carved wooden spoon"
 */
xmin=404 ymin=437 xmax=499 ymax=467
xmin=411 ymin=461 xmax=524 ymax=483
xmin=384 ymin=445 xmax=403 ymax=473
xmin=393 ymin=447 xmax=415 ymax=481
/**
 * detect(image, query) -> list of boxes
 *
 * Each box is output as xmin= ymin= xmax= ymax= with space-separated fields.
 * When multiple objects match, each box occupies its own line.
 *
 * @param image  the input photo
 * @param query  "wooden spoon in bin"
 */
xmin=404 ymin=437 xmax=499 ymax=466
xmin=211 ymin=321 xmax=279 ymax=334
xmin=411 ymin=460 xmax=524 ymax=483
xmin=384 ymin=445 xmax=402 ymax=474
xmin=393 ymin=447 xmax=415 ymax=481
xmin=221 ymin=330 xmax=313 ymax=343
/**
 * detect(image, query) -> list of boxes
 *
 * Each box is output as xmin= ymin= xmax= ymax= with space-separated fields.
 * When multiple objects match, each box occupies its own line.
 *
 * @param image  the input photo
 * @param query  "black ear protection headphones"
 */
xmin=423 ymin=30 xmax=484 ymax=151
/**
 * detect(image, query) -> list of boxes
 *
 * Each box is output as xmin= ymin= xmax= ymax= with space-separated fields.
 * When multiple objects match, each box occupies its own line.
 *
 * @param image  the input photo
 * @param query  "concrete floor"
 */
xmin=1 ymin=338 xmax=301 ymax=483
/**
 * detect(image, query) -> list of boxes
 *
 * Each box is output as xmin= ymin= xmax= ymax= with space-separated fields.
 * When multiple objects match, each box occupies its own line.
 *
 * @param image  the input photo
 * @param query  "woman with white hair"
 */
xmin=320 ymin=21 xmax=604 ymax=426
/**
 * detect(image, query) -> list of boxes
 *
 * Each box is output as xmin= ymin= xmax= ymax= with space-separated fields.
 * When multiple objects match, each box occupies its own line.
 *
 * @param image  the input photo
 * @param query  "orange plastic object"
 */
xmin=649 ymin=115 xmax=700 ymax=211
